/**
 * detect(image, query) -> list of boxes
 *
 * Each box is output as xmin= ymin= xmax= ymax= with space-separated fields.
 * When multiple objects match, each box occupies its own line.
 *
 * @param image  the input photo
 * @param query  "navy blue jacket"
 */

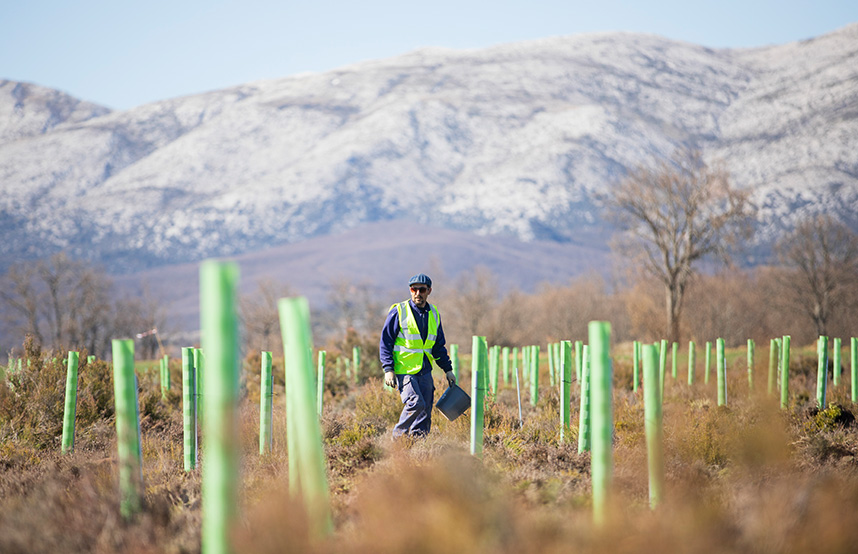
xmin=379 ymin=300 xmax=453 ymax=375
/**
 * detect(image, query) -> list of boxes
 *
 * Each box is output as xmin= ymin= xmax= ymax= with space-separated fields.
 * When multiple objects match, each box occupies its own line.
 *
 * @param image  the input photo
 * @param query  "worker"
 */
xmin=379 ymin=273 xmax=456 ymax=438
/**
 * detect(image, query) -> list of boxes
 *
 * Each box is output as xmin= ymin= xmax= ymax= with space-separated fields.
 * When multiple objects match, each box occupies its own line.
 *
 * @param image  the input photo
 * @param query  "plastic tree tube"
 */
xmin=833 ymin=337 xmax=841 ymax=387
xmin=575 ymin=340 xmax=583 ymax=383
xmin=548 ymin=342 xmax=556 ymax=388
xmin=352 ymin=346 xmax=360 ymax=384
xmin=195 ymin=348 xmax=205 ymax=427
xmin=200 ymin=260 xmax=241 ymax=554
xmin=553 ymin=342 xmax=561 ymax=390
xmin=112 ymin=338 xmax=141 ymax=519
xmin=317 ymin=350 xmax=326 ymax=416
xmin=450 ymin=344 xmax=460 ymax=382
xmin=61 ymin=351 xmax=79 ymax=454
xmin=279 ymin=296 xmax=333 ymax=537
xmin=642 ymin=344 xmax=663 ymax=509
xmin=851 ymin=338 xmax=857 ymax=402
xmin=512 ymin=346 xmax=519 ymax=386
xmin=502 ymin=346 xmax=510 ymax=386
xmin=470 ymin=336 xmax=487 ymax=457
xmin=490 ymin=345 xmax=500 ymax=396
xmin=704 ymin=341 xmax=712 ymax=384
xmin=747 ymin=339 xmax=755 ymax=393
xmin=560 ymin=340 xmax=573 ymax=442
xmin=589 ymin=321 xmax=613 ymax=526
xmin=768 ymin=339 xmax=778 ymax=396
xmin=716 ymin=338 xmax=727 ymax=406
xmin=578 ymin=344 xmax=591 ymax=454
xmin=260 ymin=351 xmax=274 ymax=454
xmin=817 ymin=335 xmax=828 ymax=409
xmin=182 ymin=347 xmax=196 ymax=471
xmin=687 ymin=341 xmax=696 ymax=385
xmin=522 ymin=346 xmax=529 ymax=381
xmin=844 ymin=337 xmax=858 ymax=402
xmin=781 ymin=336 xmax=791 ymax=409
xmin=671 ymin=342 xmax=678 ymax=379
xmin=530 ymin=345 xmax=540 ymax=406
xmin=658 ymin=339 xmax=667 ymax=401
xmin=161 ymin=355 xmax=170 ymax=399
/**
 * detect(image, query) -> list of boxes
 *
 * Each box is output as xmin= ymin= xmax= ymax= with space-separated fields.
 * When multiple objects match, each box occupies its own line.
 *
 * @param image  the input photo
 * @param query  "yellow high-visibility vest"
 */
xmin=391 ymin=301 xmax=440 ymax=375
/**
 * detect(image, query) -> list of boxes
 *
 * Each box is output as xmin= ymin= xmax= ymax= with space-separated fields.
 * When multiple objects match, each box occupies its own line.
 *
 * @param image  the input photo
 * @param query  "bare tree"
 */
xmin=240 ymin=278 xmax=294 ymax=354
xmin=443 ymin=267 xmax=501 ymax=349
xmin=606 ymin=149 xmax=754 ymax=343
xmin=776 ymin=214 xmax=858 ymax=337
xmin=0 ymin=254 xmax=167 ymax=358
xmin=0 ymin=263 xmax=44 ymax=345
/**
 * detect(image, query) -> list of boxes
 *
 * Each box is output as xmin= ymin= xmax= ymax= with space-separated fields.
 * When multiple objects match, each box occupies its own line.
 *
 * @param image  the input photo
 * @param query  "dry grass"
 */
xmin=2 ymin=344 xmax=858 ymax=553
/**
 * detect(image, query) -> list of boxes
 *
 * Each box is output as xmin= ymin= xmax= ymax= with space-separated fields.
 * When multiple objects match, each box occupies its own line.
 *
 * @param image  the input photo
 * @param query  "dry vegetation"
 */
xmin=2 ymin=335 xmax=858 ymax=554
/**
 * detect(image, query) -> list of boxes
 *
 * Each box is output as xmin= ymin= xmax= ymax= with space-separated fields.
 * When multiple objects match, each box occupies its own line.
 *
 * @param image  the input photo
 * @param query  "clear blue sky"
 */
xmin=2 ymin=0 xmax=856 ymax=110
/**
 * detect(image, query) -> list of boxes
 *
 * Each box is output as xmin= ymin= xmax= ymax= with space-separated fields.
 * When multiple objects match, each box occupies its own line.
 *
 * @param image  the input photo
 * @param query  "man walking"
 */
xmin=379 ymin=273 xmax=456 ymax=438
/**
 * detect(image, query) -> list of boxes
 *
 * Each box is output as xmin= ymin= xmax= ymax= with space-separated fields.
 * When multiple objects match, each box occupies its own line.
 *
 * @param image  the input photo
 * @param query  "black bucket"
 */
xmin=435 ymin=383 xmax=471 ymax=422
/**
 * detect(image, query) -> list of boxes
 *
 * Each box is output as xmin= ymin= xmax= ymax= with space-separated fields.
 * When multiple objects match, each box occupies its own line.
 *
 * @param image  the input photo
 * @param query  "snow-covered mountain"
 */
xmin=1 ymin=24 xmax=857 ymax=273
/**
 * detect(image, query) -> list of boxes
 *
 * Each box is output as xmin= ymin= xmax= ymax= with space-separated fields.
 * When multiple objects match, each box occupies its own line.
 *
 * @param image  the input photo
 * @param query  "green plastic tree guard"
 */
xmin=768 ymin=339 xmax=778 ymax=396
xmin=671 ymin=342 xmax=678 ymax=379
xmin=522 ymin=346 xmax=529 ymax=381
xmin=195 ymin=348 xmax=205 ymax=427
xmin=642 ymin=344 xmax=663 ymax=509
xmin=161 ymin=355 xmax=171 ymax=399
xmin=200 ymin=261 xmax=241 ymax=554
xmin=658 ymin=339 xmax=667 ymax=402
xmin=547 ymin=342 xmax=556 ymax=388
xmin=260 ymin=351 xmax=274 ymax=455
xmin=781 ymin=336 xmax=791 ymax=409
xmin=852 ymin=337 xmax=857 ymax=402
xmin=575 ymin=340 xmax=583 ymax=384
xmin=578 ymin=344 xmax=591 ymax=454
xmin=589 ymin=321 xmax=613 ymax=526
xmin=716 ymin=338 xmax=727 ymax=406
xmin=450 ymin=344 xmax=460 ymax=382
xmin=352 ymin=346 xmax=360 ymax=384
xmin=530 ymin=345 xmax=540 ymax=406
xmin=112 ymin=338 xmax=142 ymax=519
xmin=560 ymin=340 xmax=573 ymax=442
xmin=833 ymin=337 xmax=842 ymax=387
xmin=817 ymin=335 xmax=829 ymax=409
xmin=502 ymin=346 xmax=510 ymax=385
xmin=279 ymin=296 xmax=333 ymax=537
xmin=470 ymin=336 xmax=487 ymax=457
xmin=688 ymin=341 xmax=696 ymax=386
xmin=61 ymin=351 xmax=79 ymax=454
xmin=317 ymin=350 xmax=326 ymax=416
xmin=704 ymin=341 xmax=712 ymax=385
xmin=747 ymin=339 xmax=755 ymax=393
xmin=490 ymin=344 xmax=500 ymax=396
xmin=511 ymin=346 xmax=519 ymax=377
xmin=182 ymin=346 xmax=197 ymax=471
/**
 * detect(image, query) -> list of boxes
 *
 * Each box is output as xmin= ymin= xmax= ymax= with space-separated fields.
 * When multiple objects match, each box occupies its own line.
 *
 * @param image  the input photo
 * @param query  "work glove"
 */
xmin=384 ymin=371 xmax=396 ymax=389
xmin=445 ymin=370 xmax=456 ymax=386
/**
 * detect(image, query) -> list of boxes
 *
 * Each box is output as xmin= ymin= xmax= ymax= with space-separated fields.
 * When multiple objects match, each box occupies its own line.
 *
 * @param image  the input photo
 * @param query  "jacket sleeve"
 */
xmin=379 ymin=306 xmax=399 ymax=373
xmin=431 ymin=313 xmax=453 ymax=373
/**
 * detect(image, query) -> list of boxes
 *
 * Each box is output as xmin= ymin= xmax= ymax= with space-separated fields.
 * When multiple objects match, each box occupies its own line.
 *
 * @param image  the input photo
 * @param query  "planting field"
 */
xmin=1 ymin=338 xmax=858 ymax=554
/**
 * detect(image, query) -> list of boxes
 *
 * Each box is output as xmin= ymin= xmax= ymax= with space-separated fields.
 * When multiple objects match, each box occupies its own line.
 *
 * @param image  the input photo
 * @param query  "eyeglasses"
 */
xmin=410 ymin=286 xmax=428 ymax=293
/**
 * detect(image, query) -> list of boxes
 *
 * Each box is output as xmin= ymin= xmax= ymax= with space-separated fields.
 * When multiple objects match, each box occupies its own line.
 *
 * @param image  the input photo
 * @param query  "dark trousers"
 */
xmin=393 ymin=372 xmax=435 ymax=438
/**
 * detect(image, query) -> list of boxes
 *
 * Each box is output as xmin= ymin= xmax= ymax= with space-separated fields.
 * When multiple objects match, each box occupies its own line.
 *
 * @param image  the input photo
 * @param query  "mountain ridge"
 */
xmin=1 ymin=24 xmax=857 ymax=277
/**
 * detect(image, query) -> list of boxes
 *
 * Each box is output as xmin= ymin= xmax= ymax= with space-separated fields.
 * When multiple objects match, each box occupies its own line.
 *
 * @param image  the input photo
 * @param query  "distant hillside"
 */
xmin=1 ymin=24 xmax=856 ymax=278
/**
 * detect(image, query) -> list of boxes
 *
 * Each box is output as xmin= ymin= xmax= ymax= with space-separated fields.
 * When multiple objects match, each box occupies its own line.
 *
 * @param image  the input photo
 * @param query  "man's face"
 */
xmin=410 ymin=284 xmax=431 ymax=308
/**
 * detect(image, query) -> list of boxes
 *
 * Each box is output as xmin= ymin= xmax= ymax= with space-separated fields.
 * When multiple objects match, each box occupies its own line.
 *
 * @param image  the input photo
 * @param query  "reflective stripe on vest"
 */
xmin=391 ymin=301 xmax=440 ymax=375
